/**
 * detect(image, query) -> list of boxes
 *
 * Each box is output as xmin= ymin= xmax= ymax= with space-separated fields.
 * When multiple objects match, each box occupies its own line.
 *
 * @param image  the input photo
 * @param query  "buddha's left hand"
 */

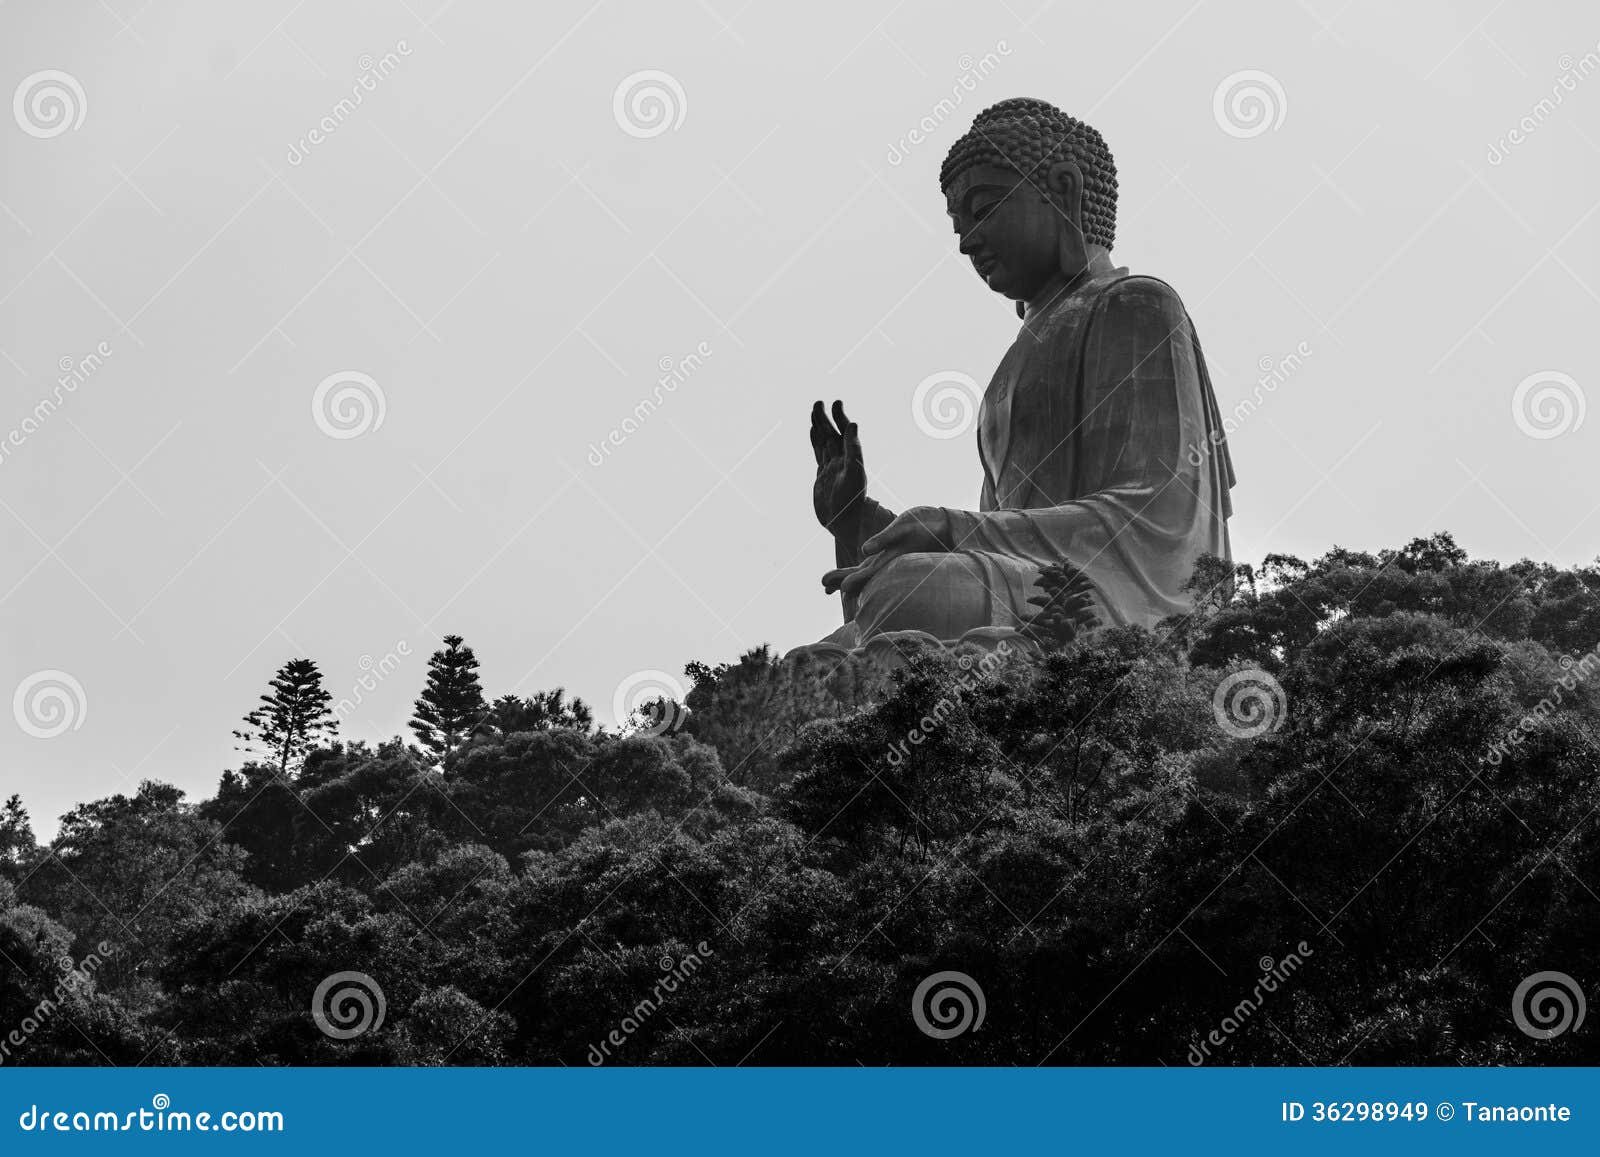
xmin=821 ymin=506 xmax=952 ymax=597
xmin=862 ymin=505 xmax=953 ymax=556
xmin=821 ymin=551 xmax=885 ymax=598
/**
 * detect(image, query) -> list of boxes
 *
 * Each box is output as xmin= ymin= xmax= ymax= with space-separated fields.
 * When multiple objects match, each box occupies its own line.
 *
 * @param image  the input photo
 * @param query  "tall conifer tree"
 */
xmin=234 ymin=658 xmax=337 ymax=774
xmin=410 ymin=634 xmax=486 ymax=758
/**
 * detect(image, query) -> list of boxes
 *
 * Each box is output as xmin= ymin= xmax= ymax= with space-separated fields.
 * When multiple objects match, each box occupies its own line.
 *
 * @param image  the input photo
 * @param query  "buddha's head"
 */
xmin=941 ymin=98 xmax=1118 ymax=305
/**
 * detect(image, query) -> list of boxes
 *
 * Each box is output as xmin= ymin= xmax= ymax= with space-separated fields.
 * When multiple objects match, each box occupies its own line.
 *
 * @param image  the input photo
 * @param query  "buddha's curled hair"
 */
xmin=940 ymin=98 xmax=1118 ymax=251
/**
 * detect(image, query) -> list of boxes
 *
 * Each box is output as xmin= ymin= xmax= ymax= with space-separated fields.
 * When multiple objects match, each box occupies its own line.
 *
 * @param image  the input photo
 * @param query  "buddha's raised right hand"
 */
xmin=810 ymin=400 xmax=868 ymax=537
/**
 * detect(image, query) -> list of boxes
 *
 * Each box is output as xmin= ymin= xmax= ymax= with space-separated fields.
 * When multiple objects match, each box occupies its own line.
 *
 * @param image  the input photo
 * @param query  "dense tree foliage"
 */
xmin=4 ymin=535 xmax=1598 ymax=1066
xmin=477 ymin=689 xmax=593 ymax=738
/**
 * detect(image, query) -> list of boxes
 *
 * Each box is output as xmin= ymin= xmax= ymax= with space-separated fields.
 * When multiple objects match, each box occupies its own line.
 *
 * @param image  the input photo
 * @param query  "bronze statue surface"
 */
xmin=802 ymin=98 xmax=1235 ymax=659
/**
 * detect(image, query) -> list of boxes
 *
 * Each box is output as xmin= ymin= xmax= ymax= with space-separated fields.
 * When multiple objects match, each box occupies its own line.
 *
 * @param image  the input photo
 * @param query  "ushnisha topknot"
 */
xmin=940 ymin=97 xmax=1119 ymax=251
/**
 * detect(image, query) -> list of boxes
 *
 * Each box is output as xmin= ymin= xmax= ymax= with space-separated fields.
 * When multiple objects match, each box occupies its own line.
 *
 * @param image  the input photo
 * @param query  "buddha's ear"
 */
xmin=1045 ymin=159 xmax=1088 ymax=275
xmin=1045 ymin=160 xmax=1084 ymax=228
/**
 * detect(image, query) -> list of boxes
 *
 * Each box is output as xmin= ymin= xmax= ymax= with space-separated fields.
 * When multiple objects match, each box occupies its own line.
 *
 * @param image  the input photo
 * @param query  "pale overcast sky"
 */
xmin=3 ymin=0 xmax=1596 ymax=834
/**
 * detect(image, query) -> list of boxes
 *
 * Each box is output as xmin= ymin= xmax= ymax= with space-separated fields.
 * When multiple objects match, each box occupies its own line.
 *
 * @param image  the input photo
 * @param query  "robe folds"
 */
xmin=805 ymin=267 xmax=1236 ymax=658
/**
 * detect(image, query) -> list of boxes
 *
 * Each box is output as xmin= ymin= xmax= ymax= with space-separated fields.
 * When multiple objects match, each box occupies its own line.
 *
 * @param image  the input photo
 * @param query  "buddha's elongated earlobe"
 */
xmin=1046 ymin=161 xmax=1089 ymax=278
xmin=1057 ymin=211 xmax=1088 ymax=277
xmin=1015 ymin=187 xmax=1086 ymax=318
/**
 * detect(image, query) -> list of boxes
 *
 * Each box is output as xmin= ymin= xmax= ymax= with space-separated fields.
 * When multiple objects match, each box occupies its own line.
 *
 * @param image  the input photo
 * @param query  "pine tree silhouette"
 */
xmin=410 ymin=635 xmax=486 ymax=759
xmin=234 ymin=658 xmax=337 ymax=774
xmin=1020 ymin=560 xmax=1101 ymax=649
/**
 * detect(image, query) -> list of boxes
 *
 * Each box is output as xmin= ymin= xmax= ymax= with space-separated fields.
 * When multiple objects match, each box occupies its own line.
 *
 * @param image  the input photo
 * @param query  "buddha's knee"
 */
xmin=856 ymin=552 xmax=997 ymax=639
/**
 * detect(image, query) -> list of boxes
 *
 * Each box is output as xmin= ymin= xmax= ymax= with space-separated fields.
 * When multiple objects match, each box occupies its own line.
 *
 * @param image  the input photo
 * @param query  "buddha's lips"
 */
xmin=974 ymin=256 xmax=999 ymax=278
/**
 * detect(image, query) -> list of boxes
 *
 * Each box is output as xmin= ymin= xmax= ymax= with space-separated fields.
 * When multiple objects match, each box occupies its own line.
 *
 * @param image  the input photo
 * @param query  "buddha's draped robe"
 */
xmin=812 ymin=268 xmax=1235 ymax=653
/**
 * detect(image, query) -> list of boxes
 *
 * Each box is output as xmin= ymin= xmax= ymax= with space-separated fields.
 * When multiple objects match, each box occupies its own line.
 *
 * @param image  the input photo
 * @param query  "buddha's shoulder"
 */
xmin=1085 ymin=270 xmax=1190 ymax=320
xmin=1026 ymin=269 xmax=1190 ymax=347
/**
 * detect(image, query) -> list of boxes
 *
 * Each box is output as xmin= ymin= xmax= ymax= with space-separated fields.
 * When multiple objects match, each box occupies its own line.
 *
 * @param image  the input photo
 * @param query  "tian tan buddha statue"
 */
xmin=799 ymin=98 xmax=1235 ymax=659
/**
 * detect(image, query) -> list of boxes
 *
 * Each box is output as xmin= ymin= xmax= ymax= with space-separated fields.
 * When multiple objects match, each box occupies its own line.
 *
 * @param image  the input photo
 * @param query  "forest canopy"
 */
xmin=2 ymin=533 xmax=1598 ymax=1066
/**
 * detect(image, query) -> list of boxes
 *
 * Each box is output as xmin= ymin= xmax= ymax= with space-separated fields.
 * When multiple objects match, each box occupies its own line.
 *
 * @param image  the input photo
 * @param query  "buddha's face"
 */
xmin=945 ymin=162 xmax=1081 ymax=302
